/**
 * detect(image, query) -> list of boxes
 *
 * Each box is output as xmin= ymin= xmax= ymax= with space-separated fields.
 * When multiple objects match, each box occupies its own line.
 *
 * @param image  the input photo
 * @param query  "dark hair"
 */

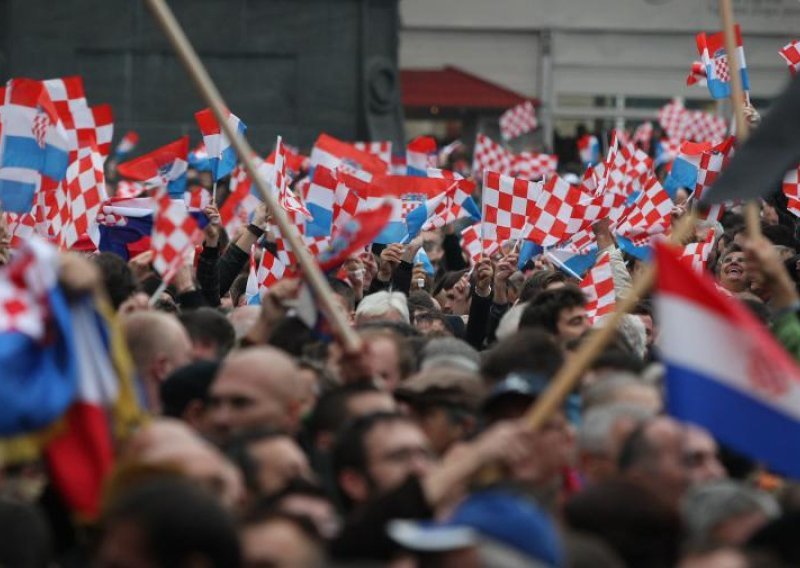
xmin=762 ymin=223 xmax=798 ymax=251
xmin=0 ymin=500 xmax=51 ymax=568
xmin=480 ymin=328 xmax=564 ymax=385
xmin=355 ymin=320 xmax=421 ymax=338
xmin=229 ymin=273 xmax=249 ymax=307
xmin=519 ymin=270 xmax=568 ymax=303
xmin=632 ymin=299 xmax=653 ymax=318
xmin=617 ymin=422 xmax=655 ymax=472
xmin=240 ymin=508 xmax=323 ymax=546
xmin=742 ymin=298 xmax=771 ymax=325
xmin=432 ymin=269 xmax=468 ymax=297
xmin=160 ymin=360 xmax=220 ymax=418
xmin=179 ymin=308 xmax=236 ymax=358
xmin=306 ymin=383 xmax=384 ymax=443
xmin=407 ymin=290 xmax=437 ymax=322
xmin=331 ymin=412 xmax=412 ymax=508
xmin=100 ymin=477 xmax=241 ymax=568
xmin=327 ymin=278 xmax=356 ymax=312
xmin=93 ymin=252 xmax=137 ymax=310
xmin=224 ymin=428 xmax=293 ymax=495
xmin=519 ymin=285 xmax=586 ymax=334
xmin=268 ymin=316 xmax=318 ymax=358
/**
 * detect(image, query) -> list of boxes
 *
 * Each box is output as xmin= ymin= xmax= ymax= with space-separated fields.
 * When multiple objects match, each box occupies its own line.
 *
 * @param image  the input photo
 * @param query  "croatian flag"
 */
xmin=318 ymin=201 xmax=393 ymax=271
xmin=113 ymin=131 xmax=139 ymax=159
xmin=663 ymin=141 xmax=711 ymax=199
xmin=406 ymin=136 xmax=438 ymax=177
xmin=0 ymin=79 xmax=70 ymax=212
xmin=696 ymin=25 xmax=750 ymax=100
xmin=116 ymin=136 xmax=189 ymax=198
xmin=404 ymin=179 xmax=481 ymax=241
xmin=577 ymin=134 xmax=600 ymax=167
xmin=194 ymin=107 xmax=246 ymax=181
xmin=655 ymin=242 xmax=800 ymax=477
xmin=545 ymin=246 xmax=598 ymax=279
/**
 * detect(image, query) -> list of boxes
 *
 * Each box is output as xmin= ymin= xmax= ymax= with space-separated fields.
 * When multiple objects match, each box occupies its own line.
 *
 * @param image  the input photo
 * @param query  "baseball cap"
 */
xmin=394 ymin=368 xmax=485 ymax=411
xmin=388 ymin=489 xmax=563 ymax=566
xmin=481 ymin=371 xmax=550 ymax=415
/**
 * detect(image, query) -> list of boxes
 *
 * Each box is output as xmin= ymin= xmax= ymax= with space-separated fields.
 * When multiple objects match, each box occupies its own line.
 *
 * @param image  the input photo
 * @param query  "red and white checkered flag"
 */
xmin=43 ymin=76 xmax=114 ymax=158
xmin=616 ymin=176 xmax=674 ymax=241
xmin=473 ymin=134 xmax=513 ymax=178
xmin=633 ymin=122 xmax=654 ymax=152
xmin=353 ymin=141 xmax=392 ymax=171
xmin=50 ymin=145 xmax=108 ymax=248
xmin=273 ymin=136 xmax=312 ymax=219
xmin=151 ymin=187 xmax=201 ymax=282
xmin=500 ymin=101 xmax=538 ymax=141
xmin=520 ymin=175 xmax=585 ymax=247
xmin=779 ymin=40 xmax=800 ymax=75
xmin=693 ymin=137 xmax=734 ymax=222
xmin=512 ymin=152 xmax=558 ymax=181
xmin=658 ymin=100 xmax=727 ymax=143
xmin=255 ymin=247 xmax=292 ymax=290
xmin=681 ymin=232 xmax=715 ymax=273
xmin=580 ymin=252 xmax=616 ymax=323
xmin=460 ymin=223 xmax=499 ymax=265
xmin=783 ymin=166 xmax=800 ymax=218
xmin=481 ymin=170 xmax=543 ymax=243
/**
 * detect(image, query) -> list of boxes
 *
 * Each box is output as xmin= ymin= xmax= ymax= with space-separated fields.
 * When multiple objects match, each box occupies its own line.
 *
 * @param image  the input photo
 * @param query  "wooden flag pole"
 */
xmin=143 ymin=0 xmax=361 ymax=353
xmin=718 ymin=0 xmax=761 ymax=238
xmin=522 ymin=212 xmax=697 ymax=431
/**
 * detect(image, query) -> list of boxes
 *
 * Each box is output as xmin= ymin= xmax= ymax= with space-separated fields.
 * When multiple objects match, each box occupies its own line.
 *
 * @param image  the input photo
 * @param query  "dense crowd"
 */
xmin=3 ymin=136 xmax=800 ymax=568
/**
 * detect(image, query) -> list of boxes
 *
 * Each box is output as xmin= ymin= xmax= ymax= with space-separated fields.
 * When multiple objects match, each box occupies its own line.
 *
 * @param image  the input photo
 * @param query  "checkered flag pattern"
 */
xmin=616 ymin=176 xmax=673 ymax=241
xmin=512 ymin=152 xmax=558 ymax=181
xmin=481 ymin=170 xmax=543 ymax=243
xmin=422 ymin=180 xmax=477 ymax=232
xmin=353 ymin=141 xmax=392 ymax=170
xmin=460 ymin=223 xmax=499 ymax=265
xmin=594 ymin=132 xmax=652 ymax=197
xmin=49 ymin=146 xmax=108 ymax=248
xmin=712 ymin=54 xmax=730 ymax=82
xmin=43 ymin=77 xmax=114 ymax=158
xmin=473 ymin=134 xmax=514 ymax=178
xmin=500 ymin=101 xmax=538 ymax=141
xmin=783 ymin=167 xmax=800 ymax=218
xmin=681 ymin=232 xmax=715 ymax=273
xmin=633 ymin=122 xmax=654 ymax=151
xmin=521 ymin=175 xmax=585 ymax=247
xmin=780 ymin=40 xmax=800 ymax=75
xmin=658 ymin=100 xmax=727 ymax=143
xmin=579 ymin=252 xmax=616 ymax=323
xmin=694 ymin=137 xmax=734 ymax=198
xmin=333 ymin=175 xmax=365 ymax=230
xmin=3 ymin=212 xmax=36 ymax=248
xmin=115 ymin=180 xmax=145 ymax=199
xmin=151 ymin=187 xmax=201 ymax=281
xmin=184 ymin=186 xmax=212 ymax=210
xmin=256 ymin=248 xmax=292 ymax=291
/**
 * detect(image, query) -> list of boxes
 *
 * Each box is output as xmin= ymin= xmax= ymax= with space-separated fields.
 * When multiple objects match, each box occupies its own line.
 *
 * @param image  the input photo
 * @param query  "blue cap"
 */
xmin=482 ymin=372 xmax=550 ymax=412
xmin=388 ymin=489 xmax=563 ymax=566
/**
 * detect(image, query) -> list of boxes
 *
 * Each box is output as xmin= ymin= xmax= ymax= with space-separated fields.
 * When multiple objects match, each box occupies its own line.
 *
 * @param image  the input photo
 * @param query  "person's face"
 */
xmin=761 ymin=203 xmax=779 ymax=226
xmin=556 ymin=306 xmax=590 ymax=342
xmin=0 ymin=214 xmax=11 ymax=265
xmin=364 ymin=421 xmax=434 ymax=495
xmin=278 ymin=494 xmax=341 ymax=540
xmin=684 ymin=427 xmax=726 ymax=485
xmin=367 ymin=336 xmax=403 ymax=391
xmin=242 ymin=519 xmax=322 ymax=568
xmin=509 ymin=412 xmax=575 ymax=487
xmin=247 ymin=437 xmax=313 ymax=497
xmin=436 ymin=287 xmax=458 ymax=315
xmin=410 ymin=405 xmax=469 ymax=456
xmin=646 ymin=419 xmax=691 ymax=507
xmin=414 ymin=315 xmax=450 ymax=336
xmin=718 ymin=251 xmax=748 ymax=292
xmin=637 ymin=314 xmax=655 ymax=347
xmin=207 ymin=371 xmax=290 ymax=443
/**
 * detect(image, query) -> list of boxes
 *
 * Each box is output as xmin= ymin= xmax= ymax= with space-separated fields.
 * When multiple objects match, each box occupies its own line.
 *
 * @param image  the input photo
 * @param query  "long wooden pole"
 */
xmin=143 ymin=0 xmax=361 ymax=353
xmin=718 ymin=0 xmax=761 ymax=238
xmin=523 ymin=212 xmax=697 ymax=431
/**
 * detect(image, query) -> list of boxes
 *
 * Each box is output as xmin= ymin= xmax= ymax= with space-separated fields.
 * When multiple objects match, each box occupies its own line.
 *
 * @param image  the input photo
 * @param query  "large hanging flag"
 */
xmin=116 ymin=136 xmax=189 ymax=198
xmin=0 ymin=79 xmax=70 ymax=212
xmin=500 ymin=101 xmax=537 ymax=141
xmin=579 ymin=252 xmax=615 ymax=323
xmin=655 ymin=242 xmax=800 ymax=477
xmin=150 ymin=187 xmax=201 ymax=282
xmin=696 ymin=25 xmax=750 ymax=100
xmin=194 ymin=107 xmax=246 ymax=181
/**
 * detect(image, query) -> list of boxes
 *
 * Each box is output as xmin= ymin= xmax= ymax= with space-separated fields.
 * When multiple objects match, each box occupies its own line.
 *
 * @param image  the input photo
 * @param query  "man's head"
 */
xmin=332 ymin=412 xmax=434 ymax=510
xmin=716 ymin=244 xmax=748 ymax=294
xmin=179 ymin=308 xmax=236 ymax=361
xmin=354 ymin=291 xmax=410 ymax=324
xmin=93 ymin=252 xmax=137 ymax=310
xmin=240 ymin=511 xmax=325 ymax=568
xmin=581 ymin=372 xmax=661 ymax=414
xmin=225 ymin=429 xmax=313 ymax=499
xmin=124 ymin=311 xmax=193 ymax=413
xmin=519 ymin=284 xmax=590 ymax=342
xmin=480 ymin=328 xmax=564 ymax=386
xmin=358 ymin=329 xmax=416 ymax=391
xmin=206 ymin=347 xmax=302 ymax=443
xmin=618 ymin=417 xmax=691 ymax=510
xmin=433 ymin=270 xmax=468 ymax=314
xmin=159 ymin=360 xmax=220 ymax=430
xmin=684 ymin=425 xmax=727 ymax=485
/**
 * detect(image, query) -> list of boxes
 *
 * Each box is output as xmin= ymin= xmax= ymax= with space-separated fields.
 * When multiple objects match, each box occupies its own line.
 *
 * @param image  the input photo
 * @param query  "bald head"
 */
xmin=206 ymin=347 xmax=302 ymax=443
xmin=124 ymin=311 xmax=192 ymax=412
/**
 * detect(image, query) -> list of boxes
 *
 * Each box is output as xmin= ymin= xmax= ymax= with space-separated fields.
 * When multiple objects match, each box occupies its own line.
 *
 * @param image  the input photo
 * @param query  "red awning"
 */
xmin=400 ymin=66 xmax=535 ymax=110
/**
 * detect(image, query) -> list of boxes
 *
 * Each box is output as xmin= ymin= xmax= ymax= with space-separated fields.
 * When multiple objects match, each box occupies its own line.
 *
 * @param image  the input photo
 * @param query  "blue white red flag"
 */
xmin=116 ymin=136 xmax=189 ymax=198
xmin=318 ymin=201 xmax=393 ymax=271
xmin=404 ymin=179 xmax=480 ymax=241
xmin=194 ymin=107 xmax=246 ymax=180
xmin=0 ymin=79 xmax=70 ymax=212
xmin=655 ymin=242 xmax=800 ymax=477
xmin=663 ymin=141 xmax=711 ymax=199
xmin=406 ymin=136 xmax=438 ymax=177
xmin=113 ymin=130 xmax=139 ymax=159
xmin=188 ymin=141 xmax=211 ymax=172
xmin=577 ymin=134 xmax=600 ymax=167
xmin=696 ymin=25 xmax=750 ymax=100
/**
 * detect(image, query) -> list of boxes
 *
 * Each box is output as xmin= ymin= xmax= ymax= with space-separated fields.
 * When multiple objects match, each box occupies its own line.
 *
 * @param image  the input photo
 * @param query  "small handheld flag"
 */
xmin=696 ymin=25 xmax=750 ymax=100
xmin=117 ymin=136 xmax=189 ymax=198
xmin=194 ymin=107 xmax=247 ymax=181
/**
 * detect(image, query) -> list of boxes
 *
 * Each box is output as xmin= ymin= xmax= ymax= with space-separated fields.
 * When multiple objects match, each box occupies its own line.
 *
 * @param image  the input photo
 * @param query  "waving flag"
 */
xmin=512 ymin=152 xmax=558 ymax=181
xmin=500 ymin=101 xmax=537 ymax=141
xmin=194 ymin=107 xmax=246 ymax=180
xmin=779 ymin=41 xmax=800 ymax=75
xmin=310 ymin=133 xmax=388 ymax=176
xmin=633 ymin=122 xmax=654 ymax=152
xmin=318 ymin=201 xmax=393 ymax=271
xmin=406 ymin=136 xmax=438 ymax=177
xmin=657 ymin=100 xmax=727 ymax=144
xmin=686 ymin=60 xmax=707 ymax=86
xmin=117 ymin=136 xmax=189 ymax=198
xmin=113 ymin=131 xmax=139 ymax=159
xmin=520 ymin=175 xmax=585 ymax=247
xmin=353 ymin=141 xmax=392 ymax=170
xmin=580 ymin=252 xmax=615 ymax=323
xmin=663 ymin=141 xmax=712 ymax=199
xmin=460 ymin=223 xmax=499 ymax=265
xmin=577 ymin=134 xmax=601 ymax=167
xmin=481 ymin=170 xmax=543 ymax=243
xmin=405 ymin=178 xmax=480 ymax=240
xmin=655 ymin=242 xmax=800 ymax=477
xmin=150 ymin=187 xmax=200 ymax=282
xmin=616 ymin=176 xmax=674 ymax=244
xmin=546 ymin=246 xmax=598 ymax=279
xmin=473 ymin=134 xmax=513 ymax=178
xmin=0 ymin=78 xmax=70 ymax=212
xmin=247 ymin=246 xmax=292 ymax=298
xmin=680 ymin=232 xmax=715 ymax=273
xmin=693 ymin=137 xmax=735 ymax=221
xmin=696 ymin=25 xmax=750 ymax=100
xmin=187 ymin=141 xmax=211 ymax=172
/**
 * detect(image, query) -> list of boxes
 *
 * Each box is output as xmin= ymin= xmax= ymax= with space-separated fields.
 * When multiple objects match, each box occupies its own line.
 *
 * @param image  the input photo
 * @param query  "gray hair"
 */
xmin=421 ymin=337 xmax=480 ymax=372
xmin=578 ymin=403 xmax=655 ymax=456
xmin=355 ymin=291 xmax=410 ymax=323
xmin=581 ymin=372 xmax=654 ymax=412
xmin=682 ymin=480 xmax=780 ymax=546
xmin=594 ymin=315 xmax=647 ymax=360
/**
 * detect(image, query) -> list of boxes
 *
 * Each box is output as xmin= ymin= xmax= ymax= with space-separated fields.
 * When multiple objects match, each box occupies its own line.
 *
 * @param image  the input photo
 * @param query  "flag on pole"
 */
xmin=406 ymin=136 xmax=438 ymax=177
xmin=194 ymin=107 xmax=246 ymax=181
xmin=520 ymin=175 xmax=585 ymax=247
xmin=500 ymin=101 xmax=538 ymax=141
xmin=655 ymin=242 xmax=800 ymax=477
xmin=577 ymin=134 xmax=601 ymax=167
xmin=696 ymin=25 xmax=750 ymax=100
xmin=472 ymin=134 xmax=514 ymax=178
xmin=480 ymin=170 xmax=543 ymax=243
xmin=116 ymin=136 xmax=189 ymax=198
xmin=680 ymin=232 xmax=715 ymax=273
xmin=114 ymin=131 xmax=139 ymax=159
xmin=686 ymin=60 xmax=708 ymax=86
xmin=579 ymin=252 xmax=615 ymax=323
xmin=779 ymin=40 xmax=800 ymax=75
xmin=150 ymin=187 xmax=200 ymax=282
xmin=318 ymin=201 xmax=393 ymax=271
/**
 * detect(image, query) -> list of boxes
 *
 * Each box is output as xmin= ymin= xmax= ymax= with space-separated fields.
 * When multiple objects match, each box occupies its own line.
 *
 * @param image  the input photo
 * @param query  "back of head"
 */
xmin=582 ymin=372 xmax=655 ymax=413
xmin=420 ymin=336 xmax=480 ymax=373
xmin=160 ymin=360 xmax=220 ymax=419
xmin=179 ymin=308 xmax=236 ymax=359
xmin=124 ymin=311 xmax=188 ymax=378
xmin=578 ymin=403 xmax=655 ymax=456
xmin=355 ymin=291 xmax=410 ymax=324
xmin=0 ymin=500 xmax=51 ymax=568
xmin=519 ymin=270 xmax=568 ymax=303
xmin=98 ymin=477 xmax=241 ymax=568
xmin=481 ymin=328 xmax=563 ymax=385
xmin=519 ymin=284 xmax=586 ymax=334
xmin=93 ymin=252 xmax=137 ymax=310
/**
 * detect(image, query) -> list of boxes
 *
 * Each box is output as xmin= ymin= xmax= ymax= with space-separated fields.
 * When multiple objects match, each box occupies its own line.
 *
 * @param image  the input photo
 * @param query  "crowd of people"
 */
xmin=3 ymin=127 xmax=800 ymax=568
